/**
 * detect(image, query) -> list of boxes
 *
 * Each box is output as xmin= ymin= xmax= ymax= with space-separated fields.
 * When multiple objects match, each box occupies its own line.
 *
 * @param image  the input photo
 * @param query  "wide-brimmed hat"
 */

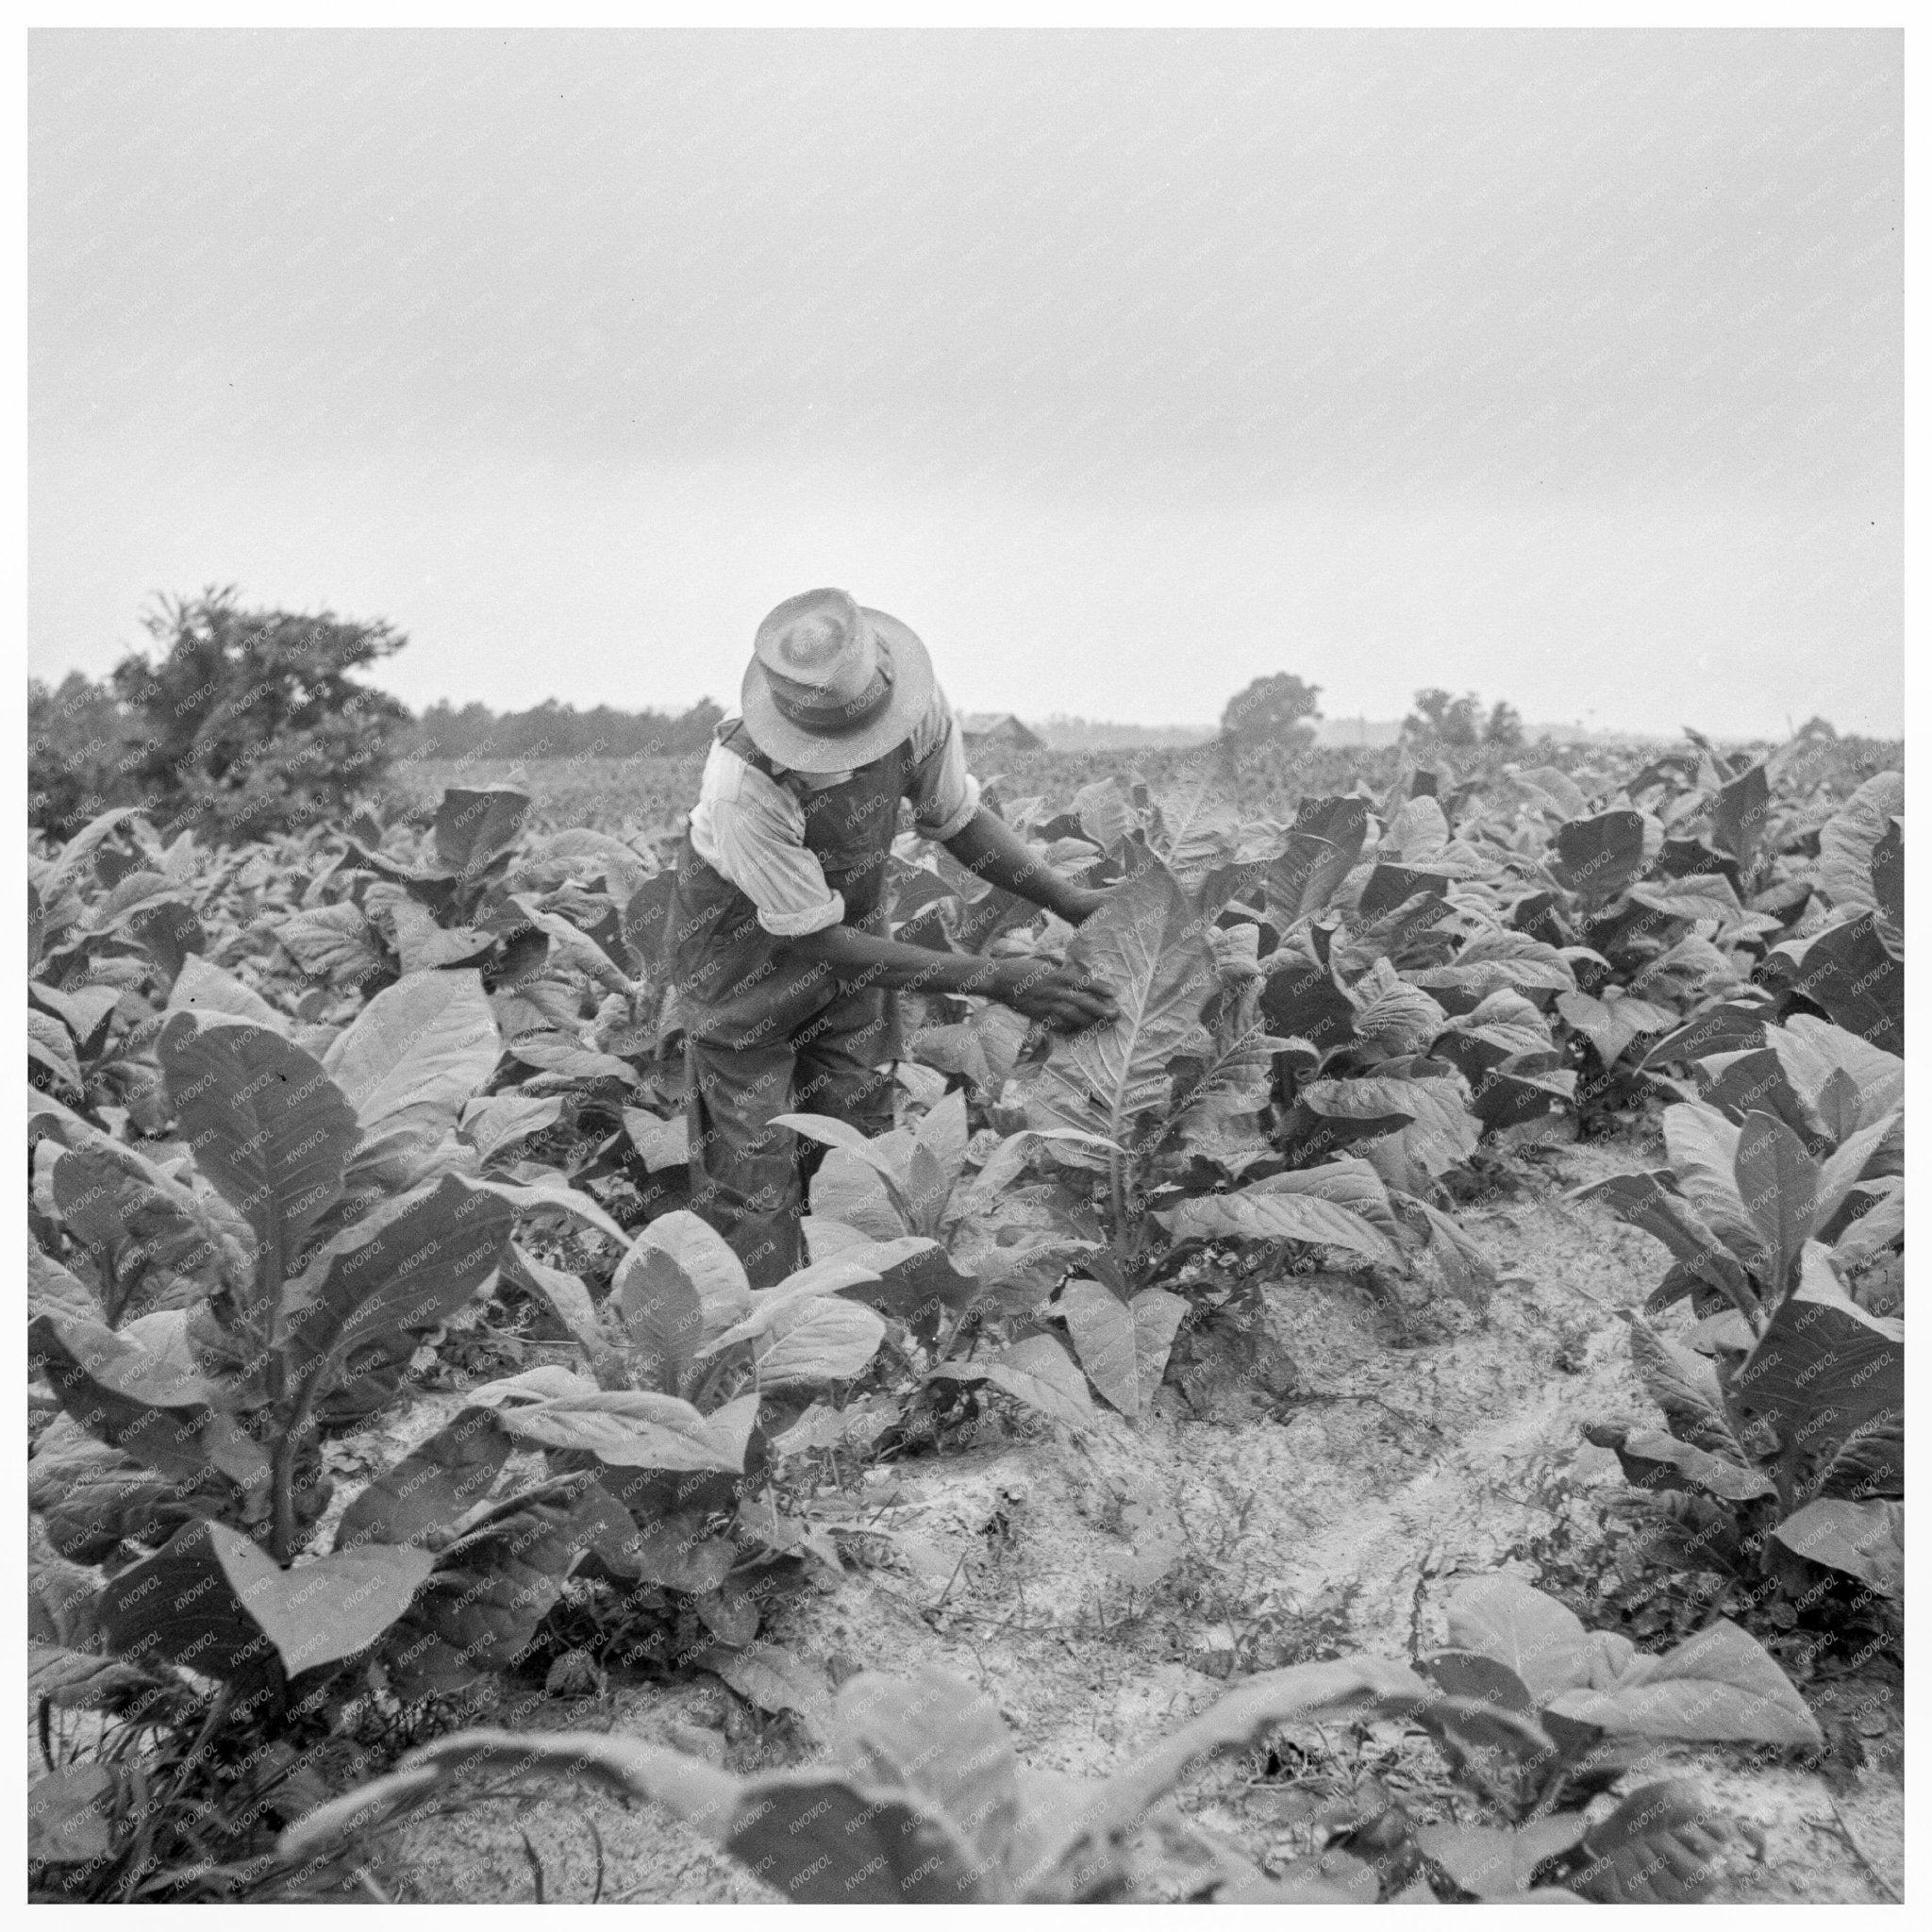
xmin=740 ymin=588 xmax=936 ymax=773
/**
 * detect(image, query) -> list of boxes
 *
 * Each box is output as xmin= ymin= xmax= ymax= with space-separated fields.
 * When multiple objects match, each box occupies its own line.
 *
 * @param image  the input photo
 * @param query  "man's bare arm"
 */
xmin=939 ymin=807 xmax=1107 ymax=924
xmin=782 ymin=922 xmax=1116 ymax=1029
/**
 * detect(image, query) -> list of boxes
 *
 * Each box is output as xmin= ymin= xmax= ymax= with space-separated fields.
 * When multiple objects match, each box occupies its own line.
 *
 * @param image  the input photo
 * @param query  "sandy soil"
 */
xmin=383 ymin=1137 xmax=1904 ymax=1906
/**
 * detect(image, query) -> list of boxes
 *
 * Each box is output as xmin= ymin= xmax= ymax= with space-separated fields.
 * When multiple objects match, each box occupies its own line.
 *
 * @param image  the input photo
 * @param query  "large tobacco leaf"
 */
xmin=1026 ymin=857 xmax=1217 ymax=1138
xmin=1443 ymin=1574 xmax=1613 ymax=1707
xmin=1813 ymin=770 xmax=1903 ymax=914
xmin=1155 ymin=1172 xmax=1400 ymax=1268
xmin=29 ymin=1422 xmax=195 ymax=1564
xmin=829 ymin=1666 xmax=1021 ymax=1878
xmin=1563 ymin=1782 xmax=1729 ymax=1903
xmin=1760 ymin=912 xmax=1903 ymax=1050
xmin=1730 ymin=1109 xmax=1816 ymax=1298
xmin=1659 ymin=1103 xmax=1766 ymax=1275
xmin=1444 ymin=1573 xmax=1818 ymax=1748
xmin=1058 ymin=1279 xmax=1187 ymax=1417
xmin=1549 ymin=808 xmax=1649 ymax=903
xmin=1624 ymin=1315 xmax=1748 ymax=1458
xmin=382 ymin=1485 xmax=598 ymax=1698
xmin=468 ymin=1091 xmax=565 ymax=1163
xmin=619 ymin=1211 xmax=754 ymax=1342
xmin=29 ymin=1309 xmax=269 ymax=1498
xmin=471 ymin=1367 xmax=759 ymax=1472
xmin=1412 ymin=1817 xmax=1588 ymax=1900
xmin=1764 ymin=1015 xmax=1903 ymax=1129
xmin=1409 ymin=930 xmax=1575 ymax=1006
xmin=1264 ymin=795 xmax=1371 ymax=928
xmin=1544 ymin=1619 xmax=1821 ymax=1746
xmin=1582 ymin=1424 xmax=1772 ymax=1505
xmin=1771 ymin=1498 xmax=1904 ymax=1596
xmin=158 ymin=1014 xmax=359 ymax=1320
xmin=1290 ymin=1065 xmax=1480 ymax=1193
xmin=322 ymin=968 xmax=502 ymax=1138
xmin=28 ymin=1763 xmax=125 ymax=1866
xmin=274 ymin=902 xmax=390 ymax=987
xmin=1257 ymin=924 xmax=1357 ymax=1061
xmin=1572 ymin=1170 xmax=1756 ymax=1318
xmin=166 ymin=954 xmax=288 ymax=1030
xmin=1726 ymin=1247 xmax=1903 ymax=1471
xmin=28 ymin=1240 xmax=101 ymax=1323
xmin=946 ymin=1333 xmax=1099 ymax=1434
xmin=275 ymin=1174 xmax=515 ymax=1407
xmin=1150 ymin=774 xmax=1241 ymax=888
xmin=748 ymin=1295 xmax=888 ymax=1387
xmin=1710 ymin=760 xmax=1772 ymax=873
xmin=433 ymin=784 xmax=533 ymax=878
xmin=101 ymin=1518 xmax=434 ymax=1682
xmin=1626 ymin=873 xmax=1743 ymax=924
xmin=614 ymin=1229 xmax=707 ymax=1394
xmin=283 ymin=1655 xmax=1448 ymax=1900
xmin=698 ymin=1254 xmax=891 ymax=1344
xmin=337 ymin=1409 xmax=516 ymax=1551
xmin=46 ymin=1141 xmax=242 ymax=1324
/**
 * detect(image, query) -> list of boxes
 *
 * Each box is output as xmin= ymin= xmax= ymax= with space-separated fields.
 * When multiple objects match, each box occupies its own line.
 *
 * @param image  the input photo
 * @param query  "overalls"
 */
xmin=666 ymin=718 xmax=914 ymax=1287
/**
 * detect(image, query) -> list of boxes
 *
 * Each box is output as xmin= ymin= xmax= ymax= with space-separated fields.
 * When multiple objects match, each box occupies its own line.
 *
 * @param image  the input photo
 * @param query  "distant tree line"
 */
xmin=1215 ymin=674 xmax=1528 ymax=763
xmin=401 ymin=695 xmax=724 ymax=765
xmin=30 ymin=591 xmax=1865 ymax=847
xmin=1402 ymin=687 xmax=1525 ymax=751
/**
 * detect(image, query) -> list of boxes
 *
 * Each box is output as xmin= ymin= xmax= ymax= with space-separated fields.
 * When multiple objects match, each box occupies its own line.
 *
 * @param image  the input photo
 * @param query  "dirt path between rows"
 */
xmin=392 ymin=1137 xmax=1903 ymax=1905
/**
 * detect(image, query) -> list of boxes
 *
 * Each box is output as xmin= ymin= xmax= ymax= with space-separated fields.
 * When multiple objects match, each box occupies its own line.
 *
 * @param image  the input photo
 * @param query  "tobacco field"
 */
xmin=26 ymin=733 xmax=1906 ymax=1904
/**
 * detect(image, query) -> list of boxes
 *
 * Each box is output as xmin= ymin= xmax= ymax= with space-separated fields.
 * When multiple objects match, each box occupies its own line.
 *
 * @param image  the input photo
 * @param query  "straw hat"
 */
xmin=740 ymin=588 xmax=936 ymax=773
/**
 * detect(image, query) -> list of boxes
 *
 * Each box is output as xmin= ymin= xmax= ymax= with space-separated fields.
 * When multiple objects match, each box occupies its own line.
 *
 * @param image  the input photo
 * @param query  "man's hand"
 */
xmin=992 ymin=958 xmax=1119 ymax=1032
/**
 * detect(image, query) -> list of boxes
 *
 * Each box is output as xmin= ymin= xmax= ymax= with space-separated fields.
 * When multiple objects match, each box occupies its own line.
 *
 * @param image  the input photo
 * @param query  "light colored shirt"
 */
xmin=689 ymin=685 xmax=981 ymax=936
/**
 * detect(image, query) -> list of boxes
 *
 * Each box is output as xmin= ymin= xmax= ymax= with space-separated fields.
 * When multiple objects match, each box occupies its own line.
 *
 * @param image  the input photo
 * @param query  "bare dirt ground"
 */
xmin=385 ymin=1137 xmax=1904 ymax=1906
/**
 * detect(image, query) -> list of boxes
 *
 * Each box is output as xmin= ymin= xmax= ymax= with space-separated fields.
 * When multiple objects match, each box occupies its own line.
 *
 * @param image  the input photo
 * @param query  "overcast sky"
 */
xmin=31 ymin=29 xmax=1901 ymax=735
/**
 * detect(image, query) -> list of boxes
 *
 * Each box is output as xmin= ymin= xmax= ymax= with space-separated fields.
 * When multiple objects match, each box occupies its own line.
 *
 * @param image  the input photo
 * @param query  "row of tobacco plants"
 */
xmin=26 ymin=726 xmax=1902 ymax=1898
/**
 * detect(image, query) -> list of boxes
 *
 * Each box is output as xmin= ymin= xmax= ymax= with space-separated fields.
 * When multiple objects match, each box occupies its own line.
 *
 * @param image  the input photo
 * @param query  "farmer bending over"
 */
xmin=666 ymin=587 xmax=1117 ymax=1286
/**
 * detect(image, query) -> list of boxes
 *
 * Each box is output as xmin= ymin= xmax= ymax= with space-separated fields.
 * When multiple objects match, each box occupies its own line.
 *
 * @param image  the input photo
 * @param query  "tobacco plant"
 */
xmin=1574 ymin=1015 xmax=1905 ymax=1609
xmin=277 ymin=1571 xmax=1816 ymax=1903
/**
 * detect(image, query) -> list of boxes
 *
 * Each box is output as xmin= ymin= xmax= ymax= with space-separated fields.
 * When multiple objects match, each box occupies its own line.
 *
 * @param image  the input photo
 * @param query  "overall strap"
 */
xmin=715 ymin=714 xmax=779 ymax=779
xmin=715 ymin=713 xmax=912 ymax=808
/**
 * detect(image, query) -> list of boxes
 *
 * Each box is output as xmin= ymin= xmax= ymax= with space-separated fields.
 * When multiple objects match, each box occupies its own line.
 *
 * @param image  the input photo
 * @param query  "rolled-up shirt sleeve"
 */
xmin=904 ymin=685 xmax=982 ymax=841
xmin=688 ymin=740 xmax=847 ymax=937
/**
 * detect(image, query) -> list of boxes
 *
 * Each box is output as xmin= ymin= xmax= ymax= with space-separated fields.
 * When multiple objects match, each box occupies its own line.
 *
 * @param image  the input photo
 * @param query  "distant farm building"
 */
xmin=958 ymin=712 xmax=1044 ymax=752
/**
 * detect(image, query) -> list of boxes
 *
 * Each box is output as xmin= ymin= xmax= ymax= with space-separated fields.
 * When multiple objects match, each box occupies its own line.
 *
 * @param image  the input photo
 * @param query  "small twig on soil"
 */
xmin=1291 ymin=1388 xmax=1440 ymax=1438
xmin=1545 ymin=1274 xmax=1615 ymax=1315
xmin=1811 ymin=1799 xmax=1901 ymax=1903
xmin=586 ymin=1816 xmax=606 ymax=1905
xmin=930 ymin=1546 xmax=970 ymax=1611
xmin=517 ymin=1826 xmax=546 ymax=1903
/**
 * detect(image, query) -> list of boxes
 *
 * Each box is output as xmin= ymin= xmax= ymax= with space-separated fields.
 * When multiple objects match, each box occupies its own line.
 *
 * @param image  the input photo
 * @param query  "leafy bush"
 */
xmin=108 ymin=587 xmax=410 ymax=844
